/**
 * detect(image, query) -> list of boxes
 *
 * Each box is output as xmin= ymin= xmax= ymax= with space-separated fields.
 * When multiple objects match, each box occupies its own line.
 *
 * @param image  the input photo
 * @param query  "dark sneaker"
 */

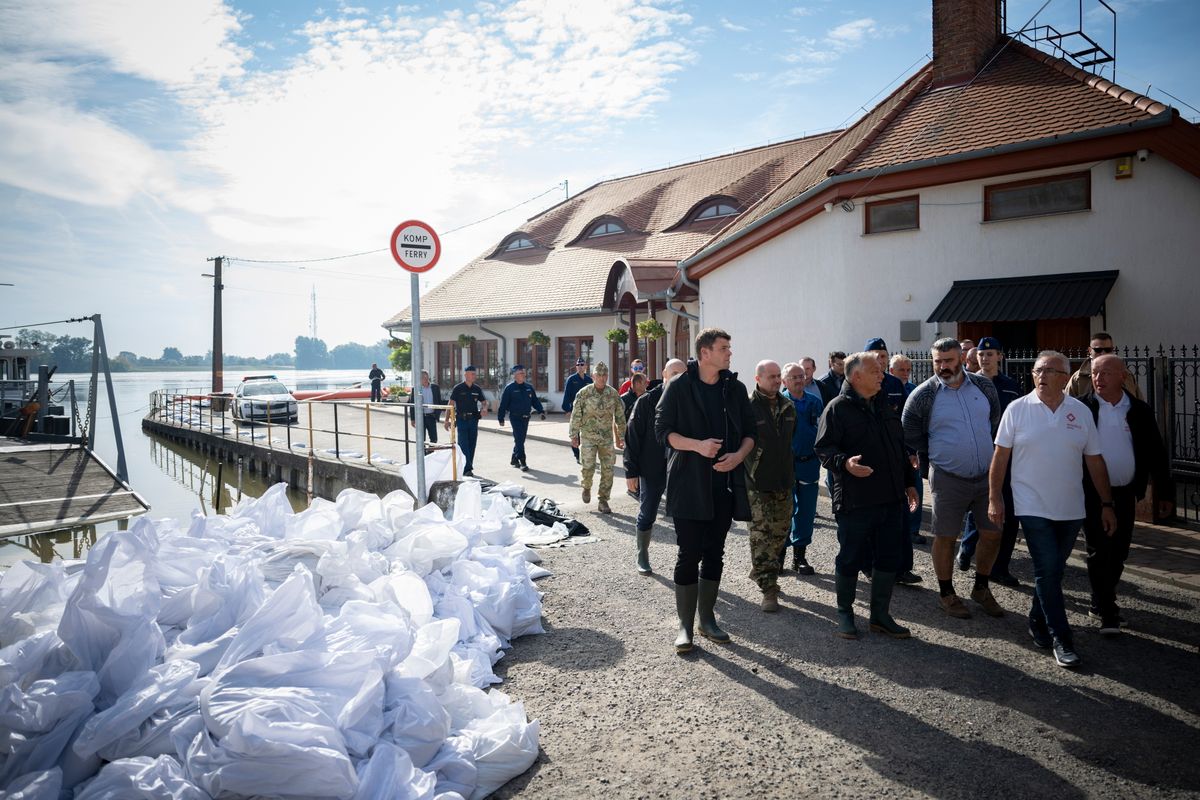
xmin=1053 ymin=639 xmax=1081 ymax=668
xmin=795 ymin=559 xmax=816 ymax=577
xmin=991 ymin=571 xmax=1020 ymax=588
xmin=1098 ymin=616 xmax=1122 ymax=636
xmin=910 ymin=533 xmax=928 ymax=545
xmin=956 ymin=552 xmax=972 ymax=572
xmin=895 ymin=570 xmax=922 ymax=585
xmin=462 ymin=468 xmax=474 ymax=477
xmin=1089 ymin=609 xmax=1128 ymax=628
xmin=1028 ymin=625 xmax=1053 ymax=649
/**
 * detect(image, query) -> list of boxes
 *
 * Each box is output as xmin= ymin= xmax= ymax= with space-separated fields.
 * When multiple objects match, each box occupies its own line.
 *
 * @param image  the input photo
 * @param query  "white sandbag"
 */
xmin=174 ymin=555 xmax=265 ymax=649
xmin=397 ymin=619 xmax=460 ymax=682
xmin=183 ymin=723 xmax=358 ymax=800
xmin=56 ymin=521 xmax=165 ymax=706
xmin=214 ymin=565 xmax=323 ymax=672
xmin=73 ymin=755 xmax=209 ymax=800
xmin=0 ymin=630 xmax=66 ymax=689
xmin=352 ymin=740 xmax=437 ymax=800
xmin=0 ymin=561 xmax=76 ymax=646
xmin=2 ymin=767 xmax=62 ymax=800
xmin=425 ymin=735 xmax=477 ymax=799
xmin=451 ymin=481 xmax=482 ymax=522
xmin=381 ymin=674 xmax=451 ymax=769
xmin=369 ymin=572 xmax=434 ymax=626
xmin=323 ymin=599 xmax=414 ymax=669
xmin=72 ymin=660 xmax=201 ymax=759
xmin=336 ymin=488 xmax=385 ymax=533
xmin=229 ymin=481 xmax=294 ymax=539
xmin=464 ymin=692 xmax=540 ymax=800
xmin=0 ymin=671 xmax=100 ymax=788
xmin=202 ymin=649 xmax=384 ymax=760
xmin=385 ymin=525 xmax=469 ymax=577
xmin=400 ymin=448 xmax=465 ymax=494
xmin=285 ymin=498 xmax=343 ymax=540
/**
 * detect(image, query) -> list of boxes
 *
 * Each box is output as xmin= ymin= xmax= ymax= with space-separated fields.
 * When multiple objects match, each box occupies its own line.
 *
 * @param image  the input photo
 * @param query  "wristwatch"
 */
xmin=1101 ymin=501 xmax=1115 ymax=508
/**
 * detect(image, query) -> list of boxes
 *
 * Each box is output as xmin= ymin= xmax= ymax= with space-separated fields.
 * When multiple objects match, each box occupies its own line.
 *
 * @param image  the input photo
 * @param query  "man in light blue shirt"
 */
xmin=902 ymin=338 xmax=1003 ymax=620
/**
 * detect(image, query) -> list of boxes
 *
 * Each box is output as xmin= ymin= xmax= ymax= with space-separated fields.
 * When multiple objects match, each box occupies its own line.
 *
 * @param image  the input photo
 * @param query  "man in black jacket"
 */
xmin=816 ymin=351 xmax=919 ymax=641
xmin=655 ymin=329 xmax=756 ymax=654
xmin=1080 ymin=354 xmax=1174 ymax=634
xmin=815 ymin=350 xmax=846 ymax=407
xmin=624 ymin=359 xmax=686 ymax=576
xmin=746 ymin=359 xmax=796 ymax=613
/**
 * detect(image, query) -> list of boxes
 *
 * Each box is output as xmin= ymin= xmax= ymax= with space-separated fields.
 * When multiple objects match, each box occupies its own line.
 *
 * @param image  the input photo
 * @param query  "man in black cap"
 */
xmin=561 ymin=357 xmax=592 ymax=463
xmin=498 ymin=364 xmax=544 ymax=471
xmin=446 ymin=365 xmax=490 ymax=477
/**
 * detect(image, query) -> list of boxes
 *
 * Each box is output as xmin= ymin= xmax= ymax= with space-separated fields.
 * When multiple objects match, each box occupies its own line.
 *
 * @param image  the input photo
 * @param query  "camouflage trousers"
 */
xmin=579 ymin=440 xmax=615 ymax=500
xmin=748 ymin=489 xmax=793 ymax=592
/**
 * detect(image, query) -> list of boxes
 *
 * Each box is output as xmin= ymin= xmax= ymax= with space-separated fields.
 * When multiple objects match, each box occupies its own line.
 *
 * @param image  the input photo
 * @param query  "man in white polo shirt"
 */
xmin=988 ymin=351 xmax=1116 ymax=669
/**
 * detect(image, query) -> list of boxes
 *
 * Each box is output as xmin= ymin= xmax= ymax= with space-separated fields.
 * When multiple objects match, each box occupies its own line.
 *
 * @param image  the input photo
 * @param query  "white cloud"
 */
xmin=720 ymin=17 xmax=749 ymax=33
xmin=775 ymin=66 xmax=833 ymax=87
xmin=826 ymin=18 xmax=877 ymax=47
xmin=782 ymin=16 xmax=882 ymax=66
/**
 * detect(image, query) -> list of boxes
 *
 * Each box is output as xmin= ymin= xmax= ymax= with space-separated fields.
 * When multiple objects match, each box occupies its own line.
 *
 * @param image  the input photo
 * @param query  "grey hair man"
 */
xmin=816 ymin=351 xmax=919 ymax=640
xmin=903 ymin=338 xmax=1004 ymax=620
xmin=745 ymin=359 xmax=796 ymax=612
xmin=989 ymin=350 xmax=1117 ymax=669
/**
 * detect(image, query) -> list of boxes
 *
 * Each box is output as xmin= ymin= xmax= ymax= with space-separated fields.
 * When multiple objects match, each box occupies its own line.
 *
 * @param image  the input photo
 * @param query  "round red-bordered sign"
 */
xmin=390 ymin=220 xmax=441 ymax=273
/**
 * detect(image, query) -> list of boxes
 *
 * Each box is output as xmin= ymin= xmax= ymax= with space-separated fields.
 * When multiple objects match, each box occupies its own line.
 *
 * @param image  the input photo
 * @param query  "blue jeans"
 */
xmin=456 ymin=418 xmax=479 ymax=471
xmin=636 ymin=476 xmax=666 ymax=531
xmin=1019 ymin=515 xmax=1083 ymax=643
xmin=834 ymin=502 xmax=905 ymax=576
xmin=788 ymin=480 xmax=819 ymax=547
xmin=510 ymin=416 xmax=529 ymax=461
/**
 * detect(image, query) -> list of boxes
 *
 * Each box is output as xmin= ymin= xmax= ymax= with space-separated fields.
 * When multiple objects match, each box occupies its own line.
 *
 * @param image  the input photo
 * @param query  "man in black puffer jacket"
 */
xmin=816 ymin=351 xmax=918 ymax=642
xmin=624 ymin=359 xmax=687 ymax=577
xmin=655 ymin=329 xmax=756 ymax=654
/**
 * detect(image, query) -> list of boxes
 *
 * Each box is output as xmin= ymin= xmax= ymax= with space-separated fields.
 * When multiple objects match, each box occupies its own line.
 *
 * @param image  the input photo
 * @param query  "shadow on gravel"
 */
xmin=497 ymin=623 xmax=626 ymax=673
xmin=516 ymin=467 xmax=579 ymax=486
xmin=703 ymin=644 xmax=1091 ymax=800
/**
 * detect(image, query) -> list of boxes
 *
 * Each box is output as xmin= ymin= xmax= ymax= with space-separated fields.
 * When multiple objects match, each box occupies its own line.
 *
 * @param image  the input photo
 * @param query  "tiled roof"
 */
xmin=694 ymin=38 xmax=1171 ymax=259
xmin=381 ymin=132 xmax=839 ymax=327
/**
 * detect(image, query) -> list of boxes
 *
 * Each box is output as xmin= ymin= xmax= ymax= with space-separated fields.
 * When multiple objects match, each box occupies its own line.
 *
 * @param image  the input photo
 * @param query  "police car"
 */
xmin=232 ymin=375 xmax=298 ymax=424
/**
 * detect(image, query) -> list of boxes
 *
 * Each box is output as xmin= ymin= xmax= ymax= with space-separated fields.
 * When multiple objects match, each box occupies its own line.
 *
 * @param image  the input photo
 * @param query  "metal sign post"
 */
xmin=390 ymin=220 xmax=442 ymax=505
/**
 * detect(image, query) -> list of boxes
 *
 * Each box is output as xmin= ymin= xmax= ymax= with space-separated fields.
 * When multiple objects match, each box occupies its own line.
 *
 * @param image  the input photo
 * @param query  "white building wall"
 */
xmin=701 ymin=157 xmax=1200 ymax=379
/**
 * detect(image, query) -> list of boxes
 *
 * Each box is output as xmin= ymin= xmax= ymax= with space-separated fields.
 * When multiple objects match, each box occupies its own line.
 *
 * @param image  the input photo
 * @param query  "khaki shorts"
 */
xmin=929 ymin=466 xmax=999 ymax=538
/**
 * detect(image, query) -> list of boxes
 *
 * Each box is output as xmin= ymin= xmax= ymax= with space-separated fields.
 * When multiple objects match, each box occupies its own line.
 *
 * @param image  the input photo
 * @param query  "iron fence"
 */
xmin=898 ymin=344 xmax=1200 ymax=528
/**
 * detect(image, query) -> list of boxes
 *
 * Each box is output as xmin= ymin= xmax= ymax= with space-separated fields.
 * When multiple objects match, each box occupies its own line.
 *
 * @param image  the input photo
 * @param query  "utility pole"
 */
xmin=205 ymin=256 xmax=224 ymax=393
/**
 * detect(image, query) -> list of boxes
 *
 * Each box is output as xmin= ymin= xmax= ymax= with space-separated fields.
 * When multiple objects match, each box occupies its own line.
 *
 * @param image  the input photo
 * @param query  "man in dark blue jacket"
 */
xmin=497 ymin=365 xmax=544 ymax=471
xmin=781 ymin=362 xmax=823 ymax=575
xmin=655 ymin=329 xmax=756 ymax=654
xmin=562 ymin=358 xmax=591 ymax=463
xmin=816 ymin=351 xmax=918 ymax=641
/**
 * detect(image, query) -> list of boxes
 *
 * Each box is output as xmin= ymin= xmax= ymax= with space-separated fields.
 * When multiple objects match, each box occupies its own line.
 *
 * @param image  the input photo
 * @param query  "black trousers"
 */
xmin=673 ymin=486 xmax=734 ymax=585
xmin=834 ymin=501 xmax=906 ymax=577
xmin=414 ymin=414 xmax=438 ymax=443
xmin=1083 ymin=484 xmax=1137 ymax=615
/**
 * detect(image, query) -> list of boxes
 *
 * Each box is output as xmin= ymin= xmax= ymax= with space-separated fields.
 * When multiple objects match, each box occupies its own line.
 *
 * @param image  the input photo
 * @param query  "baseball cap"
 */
xmin=464 ymin=364 xmax=477 ymax=372
xmin=511 ymin=364 xmax=525 ymax=373
xmin=575 ymin=358 xmax=586 ymax=366
xmin=865 ymin=337 xmax=888 ymax=352
xmin=977 ymin=336 xmax=1002 ymax=352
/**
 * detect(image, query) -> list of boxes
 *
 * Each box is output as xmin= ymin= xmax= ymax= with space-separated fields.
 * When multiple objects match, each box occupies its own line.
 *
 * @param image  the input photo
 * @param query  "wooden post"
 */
xmin=365 ymin=402 xmax=372 ymax=465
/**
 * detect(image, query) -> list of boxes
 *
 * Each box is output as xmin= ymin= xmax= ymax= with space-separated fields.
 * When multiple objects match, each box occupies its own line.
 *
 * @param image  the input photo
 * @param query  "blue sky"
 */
xmin=1 ymin=0 xmax=1196 ymax=358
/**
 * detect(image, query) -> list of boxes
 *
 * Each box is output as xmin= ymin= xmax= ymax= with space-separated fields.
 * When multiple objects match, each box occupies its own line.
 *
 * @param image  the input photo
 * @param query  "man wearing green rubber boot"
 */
xmin=815 ymin=351 xmax=919 ymax=640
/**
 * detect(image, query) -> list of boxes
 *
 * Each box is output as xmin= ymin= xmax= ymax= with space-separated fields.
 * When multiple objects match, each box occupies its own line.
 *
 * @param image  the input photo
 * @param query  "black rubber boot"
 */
xmin=869 ymin=570 xmax=912 ymax=639
xmin=636 ymin=529 xmax=653 ymax=576
xmin=794 ymin=545 xmax=815 ymax=576
xmin=674 ymin=583 xmax=698 ymax=654
xmin=697 ymin=578 xmax=731 ymax=643
xmin=835 ymin=571 xmax=859 ymax=639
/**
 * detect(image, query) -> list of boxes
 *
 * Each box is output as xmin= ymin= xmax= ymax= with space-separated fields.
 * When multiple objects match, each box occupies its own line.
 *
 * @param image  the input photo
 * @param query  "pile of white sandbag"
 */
xmin=0 ymin=481 xmax=551 ymax=799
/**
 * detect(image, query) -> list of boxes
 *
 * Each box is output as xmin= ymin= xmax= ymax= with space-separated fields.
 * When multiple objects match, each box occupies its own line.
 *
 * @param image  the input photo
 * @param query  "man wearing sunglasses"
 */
xmin=1067 ymin=332 xmax=1143 ymax=400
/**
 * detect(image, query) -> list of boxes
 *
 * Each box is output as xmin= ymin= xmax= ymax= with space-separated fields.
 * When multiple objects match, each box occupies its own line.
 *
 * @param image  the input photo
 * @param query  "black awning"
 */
xmin=926 ymin=270 xmax=1119 ymax=323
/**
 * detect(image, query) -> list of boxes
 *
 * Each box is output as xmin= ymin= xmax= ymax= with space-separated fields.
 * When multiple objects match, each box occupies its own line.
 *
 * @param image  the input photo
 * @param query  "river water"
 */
xmin=0 ymin=368 xmax=386 ymax=568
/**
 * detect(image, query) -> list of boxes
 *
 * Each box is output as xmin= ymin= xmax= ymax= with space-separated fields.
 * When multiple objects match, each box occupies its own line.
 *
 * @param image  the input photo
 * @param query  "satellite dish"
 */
xmin=2 ymin=341 xmax=14 ymax=349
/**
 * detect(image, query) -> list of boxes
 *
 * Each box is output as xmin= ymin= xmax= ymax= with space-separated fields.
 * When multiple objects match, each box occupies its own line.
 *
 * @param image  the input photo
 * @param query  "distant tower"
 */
xmin=309 ymin=285 xmax=318 ymax=339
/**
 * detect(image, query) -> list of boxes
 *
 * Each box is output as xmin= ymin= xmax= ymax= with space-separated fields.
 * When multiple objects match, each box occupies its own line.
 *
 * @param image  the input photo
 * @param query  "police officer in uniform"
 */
xmin=562 ymin=357 xmax=592 ymax=463
xmin=498 ymin=364 xmax=544 ymax=471
xmin=446 ymin=365 xmax=490 ymax=477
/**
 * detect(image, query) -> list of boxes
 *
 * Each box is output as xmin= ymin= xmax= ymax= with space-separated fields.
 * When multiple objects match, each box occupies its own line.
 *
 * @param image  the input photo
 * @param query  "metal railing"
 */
xmin=1 ymin=378 xmax=79 ymax=440
xmin=147 ymin=391 xmax=461 ymax=496
xmin=899 ymin=344 xmax=1200 ymax=527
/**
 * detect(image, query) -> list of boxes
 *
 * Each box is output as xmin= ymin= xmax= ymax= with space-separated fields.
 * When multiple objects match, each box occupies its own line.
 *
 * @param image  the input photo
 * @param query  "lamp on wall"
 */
xmin=840 ymin=199 xmax=855 ymax=212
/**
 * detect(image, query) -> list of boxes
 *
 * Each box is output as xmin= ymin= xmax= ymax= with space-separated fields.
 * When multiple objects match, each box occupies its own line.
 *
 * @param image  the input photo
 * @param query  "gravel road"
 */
xmin=469 ymin=434 xmax=1200 ymax=800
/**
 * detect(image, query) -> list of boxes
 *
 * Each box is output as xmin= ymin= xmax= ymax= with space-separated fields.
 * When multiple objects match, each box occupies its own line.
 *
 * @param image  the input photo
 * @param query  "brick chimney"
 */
xmin=932 ymin=0 xmax=1001 ymax=87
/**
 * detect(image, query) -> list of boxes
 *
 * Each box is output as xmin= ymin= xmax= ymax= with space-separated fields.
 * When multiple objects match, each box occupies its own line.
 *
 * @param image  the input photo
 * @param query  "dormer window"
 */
xmin=503 ymin=236 xmax=535 ymax=252
xmin=586 ymin=219 xmax=627 ymax=238
xmin=692 ymin=199 xmax=740 ymax=221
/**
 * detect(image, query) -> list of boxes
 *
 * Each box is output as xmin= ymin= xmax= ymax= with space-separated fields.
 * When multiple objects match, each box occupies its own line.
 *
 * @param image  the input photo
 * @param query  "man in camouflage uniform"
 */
xmin=746 ymin=359 xmax=797 ymax=612
xmin=569 ymin=361 xmax=625 ymax=514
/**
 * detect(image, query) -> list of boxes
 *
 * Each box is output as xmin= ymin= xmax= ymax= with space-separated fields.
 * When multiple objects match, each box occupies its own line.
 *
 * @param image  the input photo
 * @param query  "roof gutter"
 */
xmin=476 ymin=319 xmax=508 ymax=374
xmin=383 ymin=307 xmax=606 ymax=331
xmin=679 ymin=112 xmax=1176 ymax=270
xmin=664 ymin=287 xmax=699 ymax=322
